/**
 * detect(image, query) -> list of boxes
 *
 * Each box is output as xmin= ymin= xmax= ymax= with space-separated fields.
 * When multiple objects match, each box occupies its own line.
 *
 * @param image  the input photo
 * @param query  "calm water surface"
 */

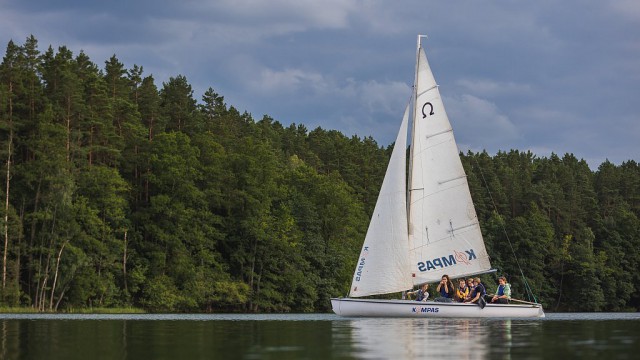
xmin=1 ymin=313 xmax=639 ymax=359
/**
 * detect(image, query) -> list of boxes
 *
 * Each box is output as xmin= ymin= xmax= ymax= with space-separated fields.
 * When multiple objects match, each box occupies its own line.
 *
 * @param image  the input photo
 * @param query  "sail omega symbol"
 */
xmin=422 ymin=102 xmax=434 ymax=118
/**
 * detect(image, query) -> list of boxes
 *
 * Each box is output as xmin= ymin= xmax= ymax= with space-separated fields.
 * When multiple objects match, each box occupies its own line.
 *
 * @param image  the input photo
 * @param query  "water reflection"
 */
xmin=1 ymin=314 xmax=638 ymax=359
xmin=344 ymin=318 xmax=508 ymax=359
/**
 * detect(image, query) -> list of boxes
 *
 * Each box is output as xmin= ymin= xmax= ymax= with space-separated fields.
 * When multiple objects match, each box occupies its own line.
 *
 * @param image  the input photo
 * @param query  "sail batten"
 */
xmin=438 ymin=175 xmax=468 ymax=185
xmin=417 ymin=85 xmax=438 ymax=97
xmin=425 ymin=128 xmax=453 ymax=139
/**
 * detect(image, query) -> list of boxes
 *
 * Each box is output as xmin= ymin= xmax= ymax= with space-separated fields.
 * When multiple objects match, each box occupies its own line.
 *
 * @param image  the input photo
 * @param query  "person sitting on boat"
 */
xmin=464 ymin=277 xmax=486 ymax=304
xmin=435 ymin=275 xmax=454 ymax=302
xmin=464 ymin=278 xmax=475 ymax=301
xmin=491 ymin=276 xmax=511 ymax=304
xmin=455 ymin=278 xmax=469 ymax=302
xmin=406 ymin=283 xmax=429 ymax=302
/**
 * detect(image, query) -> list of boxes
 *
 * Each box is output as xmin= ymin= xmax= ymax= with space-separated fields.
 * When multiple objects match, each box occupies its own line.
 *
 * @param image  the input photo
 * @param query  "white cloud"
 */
xmin=206 ymin=0 xmax=358 ymax=30
xmin=355 ymin=80 xmax=410 ymax=114
xmin=609 ymin=0 xmax=640 ymax=21
xmin=455 ymin=79 xmax=533 ymax=98
xmin=337 ymin=79 xmax=410 ymax=141
xmin=243 ymin=65 xmax=411 ymax=141
xmin=445 ymin=94 xmax=519 ymax=152
xmin=250 ymin=67 xmax=328 ymax=94
xmin=1 ymin=0 xmax=638 ymax=168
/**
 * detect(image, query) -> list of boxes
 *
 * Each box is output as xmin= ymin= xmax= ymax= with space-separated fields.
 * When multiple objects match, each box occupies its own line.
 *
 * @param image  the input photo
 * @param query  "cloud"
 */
xmin=332 ymin=79 xmax=410 ymax=142
xmin=206 ymin=0 xmax=358 ymax=29
xmin=358 ymin=80 xmax=410 ymax=115
xmin=455 ymin=79 xmax=533 ymax=99
xmin=250 ymin=67 xmax=329 ymax=94
xmin=609 ymin=0 xmax=640 ymax=21
xmin=237 ymin=63 xmax=411 ymax=144
xmin=445 ymin=94 xmax=520 ymax=153
xmin=1 ymin=0 xmax=638 ymax=168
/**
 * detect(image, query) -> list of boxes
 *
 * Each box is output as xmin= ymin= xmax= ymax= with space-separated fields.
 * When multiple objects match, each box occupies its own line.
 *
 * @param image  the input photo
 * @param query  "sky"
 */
xmin=1 ymin=0 xmax=639 ymax=168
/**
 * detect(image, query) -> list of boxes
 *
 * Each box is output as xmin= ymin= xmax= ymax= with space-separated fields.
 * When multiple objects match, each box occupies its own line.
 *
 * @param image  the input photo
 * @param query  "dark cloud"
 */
xmin=1 ymin=0 xmax=638 ymax=167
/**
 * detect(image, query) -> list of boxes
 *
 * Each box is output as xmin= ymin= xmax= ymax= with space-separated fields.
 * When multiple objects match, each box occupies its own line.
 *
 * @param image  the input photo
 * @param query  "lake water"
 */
xmin=1 ymin=313 xmax=639 ymax=359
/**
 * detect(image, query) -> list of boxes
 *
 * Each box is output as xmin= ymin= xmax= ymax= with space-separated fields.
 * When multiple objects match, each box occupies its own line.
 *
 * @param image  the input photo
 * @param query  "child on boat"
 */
xmin=464 ymin=278 xmax=486 ymax=304
xmin=405 ymin=283 xmax=429 ymax=302
xmin=455 ymin=278 xmax=469 ymax=302
xmin=491 ymin=276 xmax=511 ymax=304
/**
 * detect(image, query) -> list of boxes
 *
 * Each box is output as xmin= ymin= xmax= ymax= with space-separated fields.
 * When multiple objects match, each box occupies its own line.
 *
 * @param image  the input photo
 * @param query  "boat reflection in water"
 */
xmin=340 ymin=318 xmax=517 ymax=359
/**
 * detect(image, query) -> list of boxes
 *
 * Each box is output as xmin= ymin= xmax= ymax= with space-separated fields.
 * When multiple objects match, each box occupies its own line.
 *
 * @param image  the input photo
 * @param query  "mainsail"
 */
xmin=408 ymin=42 xmax=492 ymax=285
xmin=348 ymin=37 xmax=492 ymax=298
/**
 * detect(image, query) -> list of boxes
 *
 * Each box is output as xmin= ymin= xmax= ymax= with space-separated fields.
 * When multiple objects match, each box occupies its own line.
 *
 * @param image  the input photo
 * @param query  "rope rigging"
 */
xmin=472 ymin=156 xmax=539 ymax=304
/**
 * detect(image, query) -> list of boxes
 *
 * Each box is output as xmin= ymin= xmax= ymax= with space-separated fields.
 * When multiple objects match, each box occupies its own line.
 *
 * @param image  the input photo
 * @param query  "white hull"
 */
xmin=331 ymin=298 xmax=545 ymax=318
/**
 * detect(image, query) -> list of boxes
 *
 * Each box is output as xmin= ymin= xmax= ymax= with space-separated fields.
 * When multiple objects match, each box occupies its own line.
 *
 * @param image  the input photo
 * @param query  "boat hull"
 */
xmin=331 ymin=298 xmax=545 ymax=318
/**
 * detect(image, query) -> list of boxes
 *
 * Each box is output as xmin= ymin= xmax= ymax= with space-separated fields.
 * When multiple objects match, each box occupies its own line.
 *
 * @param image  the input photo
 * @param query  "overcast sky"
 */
xmin=2 ymin=0 xmax=638 ymax=168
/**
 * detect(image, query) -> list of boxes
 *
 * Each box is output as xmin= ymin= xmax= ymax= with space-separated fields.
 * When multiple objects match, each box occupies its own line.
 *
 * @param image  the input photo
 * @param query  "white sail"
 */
xmin=332 ymin=37 xmax=544 ymax=318
xmin=331 ymin=37 xmax=545 ymax=318
xmin=408 ymin=45 xmax=492 ymax=285
xmin=349 ymin=104 xmax=412 ymax=297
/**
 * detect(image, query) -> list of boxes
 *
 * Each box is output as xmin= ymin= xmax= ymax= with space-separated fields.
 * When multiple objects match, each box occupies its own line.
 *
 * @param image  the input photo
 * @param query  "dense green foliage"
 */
xmin=1 ymin=37 xmax=638 ymax=312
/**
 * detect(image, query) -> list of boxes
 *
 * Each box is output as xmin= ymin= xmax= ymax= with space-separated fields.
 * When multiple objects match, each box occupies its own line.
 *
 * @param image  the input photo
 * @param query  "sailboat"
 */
xmin=331 ymin=36 xmax=545 ymax=318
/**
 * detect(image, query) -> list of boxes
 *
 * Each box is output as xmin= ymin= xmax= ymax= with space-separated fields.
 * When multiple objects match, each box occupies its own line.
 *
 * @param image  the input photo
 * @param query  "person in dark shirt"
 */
xmin=435 ymin=274 xmax=454 ymax=302
xmin=464 ymin=277 xmax=486 ymax=304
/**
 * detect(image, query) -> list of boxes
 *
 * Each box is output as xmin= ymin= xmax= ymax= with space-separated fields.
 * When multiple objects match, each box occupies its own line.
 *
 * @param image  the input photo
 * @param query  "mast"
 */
xmin=407 ymin=35 xmax=426 ymax=235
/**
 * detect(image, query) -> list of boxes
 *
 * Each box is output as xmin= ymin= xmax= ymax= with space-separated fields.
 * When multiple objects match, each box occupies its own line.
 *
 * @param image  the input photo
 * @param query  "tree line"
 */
xmin=0 ymin=36 xmax=638 ymax=312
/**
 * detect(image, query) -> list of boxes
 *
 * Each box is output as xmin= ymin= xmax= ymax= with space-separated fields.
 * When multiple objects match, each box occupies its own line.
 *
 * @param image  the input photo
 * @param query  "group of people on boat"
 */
xmin=404 ymin=275 xmax=511 ymax=305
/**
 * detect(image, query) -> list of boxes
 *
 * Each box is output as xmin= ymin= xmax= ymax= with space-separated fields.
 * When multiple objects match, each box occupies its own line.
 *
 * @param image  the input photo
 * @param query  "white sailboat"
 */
xmin=331 ymin=36 xmax=545 ymax=318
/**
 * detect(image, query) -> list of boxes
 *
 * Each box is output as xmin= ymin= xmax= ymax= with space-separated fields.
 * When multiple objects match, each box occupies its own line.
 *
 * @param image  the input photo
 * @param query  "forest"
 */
xmin=0 ymin=36 xmax=638 ymax=313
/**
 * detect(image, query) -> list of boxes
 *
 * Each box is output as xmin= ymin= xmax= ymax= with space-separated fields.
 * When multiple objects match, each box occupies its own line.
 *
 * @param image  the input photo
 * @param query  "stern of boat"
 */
xmin=537 ymin=305 xmax=546 ymax=318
